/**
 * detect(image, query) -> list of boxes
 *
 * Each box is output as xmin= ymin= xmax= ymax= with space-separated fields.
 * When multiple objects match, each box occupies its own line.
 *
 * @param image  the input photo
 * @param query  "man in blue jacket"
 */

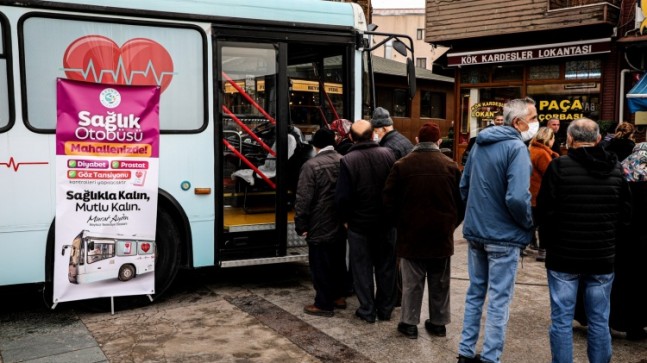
xmin=457 ymin=97 xmax=537 ymax=363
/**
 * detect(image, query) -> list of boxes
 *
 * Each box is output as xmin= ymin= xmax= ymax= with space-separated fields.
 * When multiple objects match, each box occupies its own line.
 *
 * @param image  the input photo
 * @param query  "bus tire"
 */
xmin=118 ymin=264 xmax=136 ymax=281
xmin=154 ymin=207 xmax=182 ymax=298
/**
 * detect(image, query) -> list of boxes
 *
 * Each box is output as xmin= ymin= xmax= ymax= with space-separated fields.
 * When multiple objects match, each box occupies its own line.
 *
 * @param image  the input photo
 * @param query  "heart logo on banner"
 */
xmin=63 ymin=35 xmax=174 ymax=92
xmin=141 ymin=243 xmax=151 ymax=253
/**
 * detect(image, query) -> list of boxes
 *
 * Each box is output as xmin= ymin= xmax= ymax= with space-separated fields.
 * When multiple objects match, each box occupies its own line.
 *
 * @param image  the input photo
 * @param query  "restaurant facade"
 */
xmin=426 ymin=0 xmax=646 ymax=162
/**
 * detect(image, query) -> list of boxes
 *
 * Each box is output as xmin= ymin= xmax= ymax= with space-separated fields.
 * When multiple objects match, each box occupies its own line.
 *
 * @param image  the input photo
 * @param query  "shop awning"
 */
xmin=627 ymin=74 xmax=647 ymax=113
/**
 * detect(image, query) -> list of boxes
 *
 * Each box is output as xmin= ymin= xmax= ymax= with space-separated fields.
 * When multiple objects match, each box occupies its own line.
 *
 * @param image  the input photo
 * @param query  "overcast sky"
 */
xmin=371 ymin=0 xmax=425 ymax=9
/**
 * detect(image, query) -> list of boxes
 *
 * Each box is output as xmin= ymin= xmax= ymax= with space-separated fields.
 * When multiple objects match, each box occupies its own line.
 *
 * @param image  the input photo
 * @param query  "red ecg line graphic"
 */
xmin=1 ymin=157 xmax=49 ymax=172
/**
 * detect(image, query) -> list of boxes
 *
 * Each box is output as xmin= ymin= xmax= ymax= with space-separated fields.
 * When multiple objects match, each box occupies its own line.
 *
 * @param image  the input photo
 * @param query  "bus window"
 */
xmin=0 ymin=15 xmax=10 ymax=131
xmin=86 ymin=240 xmax=115 ymax=264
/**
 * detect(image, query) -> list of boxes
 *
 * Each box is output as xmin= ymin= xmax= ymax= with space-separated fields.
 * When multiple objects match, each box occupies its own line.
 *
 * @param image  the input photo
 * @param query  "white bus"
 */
xmin=0 ymin=0 xmax=414 ymax=301
xmin=62 ymin=230 xmax=155 ymax=284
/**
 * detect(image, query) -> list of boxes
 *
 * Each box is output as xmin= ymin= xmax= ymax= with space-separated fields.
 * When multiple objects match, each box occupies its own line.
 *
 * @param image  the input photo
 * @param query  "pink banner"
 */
xmin=57 ymin=79 xmax=160 ymax=157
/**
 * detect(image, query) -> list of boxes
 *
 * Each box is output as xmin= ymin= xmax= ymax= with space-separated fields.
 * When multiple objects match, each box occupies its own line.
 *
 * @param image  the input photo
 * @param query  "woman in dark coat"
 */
xmin=614 ymin=142 xmax=647 ymax=340
xmin=602 ymin=122 xmax=635 ymax=162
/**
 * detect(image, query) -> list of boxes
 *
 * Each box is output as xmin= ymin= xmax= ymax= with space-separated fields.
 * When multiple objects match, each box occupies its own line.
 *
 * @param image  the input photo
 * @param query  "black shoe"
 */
xmin=457 ymin=354 xmax=483 ymax=363
xmin=397 ymin=322 xmax=418 ymax=339
xmin=424 ymin=320 xmax=446 ymax=337
xmin=355 ymin=310 xmax=376 ymax=324
xmin=377 ymin=311 xmax=392 ymax=321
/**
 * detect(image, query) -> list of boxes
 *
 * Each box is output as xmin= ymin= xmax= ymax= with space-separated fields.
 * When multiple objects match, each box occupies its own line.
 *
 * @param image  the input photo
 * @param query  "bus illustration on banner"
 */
xmin=62 ymin=230 xmax=155 ymax=284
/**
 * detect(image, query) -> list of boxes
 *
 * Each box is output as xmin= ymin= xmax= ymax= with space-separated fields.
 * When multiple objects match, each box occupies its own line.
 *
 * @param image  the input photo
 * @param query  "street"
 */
xmin=1 ymin=229 xmax=646 ymax=363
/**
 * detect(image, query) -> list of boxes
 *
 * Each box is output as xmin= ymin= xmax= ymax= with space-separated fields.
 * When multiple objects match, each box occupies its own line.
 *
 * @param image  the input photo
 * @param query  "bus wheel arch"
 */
xmin=118 ymin=264 xmax=136 ymax=281
xmin=154 ymin=188 xmax=191 ymax=299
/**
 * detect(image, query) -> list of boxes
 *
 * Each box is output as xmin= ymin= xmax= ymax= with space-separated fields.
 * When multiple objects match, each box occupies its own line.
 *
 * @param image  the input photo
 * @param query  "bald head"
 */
xmin=567 ymin=118 xmax=600 ymax=146
xmin=350 ymin=119 xmax=373 ymax=142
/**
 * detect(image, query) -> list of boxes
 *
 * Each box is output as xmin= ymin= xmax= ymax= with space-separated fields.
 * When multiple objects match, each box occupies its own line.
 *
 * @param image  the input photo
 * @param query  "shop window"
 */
xmin=416 ymin=57 xmax=427 ymax=69
xmin=420 ymin=91 xmax=445 ymax=119
xmin=529 ymin=64 xmax=560 ymax=80
xmin=461 ymin=66 xmax=489 ymax=84
xmin=492 ymin=65 xmax=523 ymax=82
xmin=0 ymin=20 xmax=9 ymax=130
xmin=376 ymin=87 xmax=410 ymax=117
xmin=565 ymin=59 xmax=601 ymax=80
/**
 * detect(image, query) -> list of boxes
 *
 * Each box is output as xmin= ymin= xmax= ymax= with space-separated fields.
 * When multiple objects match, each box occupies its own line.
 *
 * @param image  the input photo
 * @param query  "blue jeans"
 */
xmin=458 ymin=241 xmax=521 ymax=363
xmin=547 ymin=270 xmax=614 ymax=363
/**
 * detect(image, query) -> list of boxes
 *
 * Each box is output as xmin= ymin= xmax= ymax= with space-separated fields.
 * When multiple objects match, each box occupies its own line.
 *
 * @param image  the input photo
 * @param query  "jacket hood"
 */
xmin=568 ymin=146 xmax=618 ymax=177
xmin=475 ymin=125 xmax=522 ymax=146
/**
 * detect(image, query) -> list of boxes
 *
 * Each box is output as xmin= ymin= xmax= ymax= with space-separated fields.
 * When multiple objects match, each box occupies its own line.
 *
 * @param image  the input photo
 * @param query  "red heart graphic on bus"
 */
xmin=63 ymin=35 xmax=174 ymax=92
xmin=141 ymin=243 xmax=151 ymax=253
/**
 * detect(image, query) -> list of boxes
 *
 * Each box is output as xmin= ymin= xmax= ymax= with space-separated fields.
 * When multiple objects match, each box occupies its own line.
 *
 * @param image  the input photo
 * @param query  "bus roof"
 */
xmin=25 ymin=0 xmax=363 ymax=29
xmin=79 ymin=230 xmax=155 ymax=241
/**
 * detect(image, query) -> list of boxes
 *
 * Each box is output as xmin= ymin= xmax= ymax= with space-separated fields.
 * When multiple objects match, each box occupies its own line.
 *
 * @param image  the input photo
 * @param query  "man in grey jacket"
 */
xmin=295 ymin=128 xmax=347 ymax=317
xmin=457 ymin=98 xmax=537 ymax=363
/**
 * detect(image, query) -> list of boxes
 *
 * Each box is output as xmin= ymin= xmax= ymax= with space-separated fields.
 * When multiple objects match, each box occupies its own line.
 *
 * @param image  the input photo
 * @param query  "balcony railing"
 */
xmin=548 ymin=0 xmax=620 ymax=10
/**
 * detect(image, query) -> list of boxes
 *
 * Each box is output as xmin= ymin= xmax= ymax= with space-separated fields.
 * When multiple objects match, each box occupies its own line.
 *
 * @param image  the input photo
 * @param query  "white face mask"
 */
xmin=372 ymin=132 xmax=380 ymax=142
xmin=520 ymin=121 xmax=539 ymax=142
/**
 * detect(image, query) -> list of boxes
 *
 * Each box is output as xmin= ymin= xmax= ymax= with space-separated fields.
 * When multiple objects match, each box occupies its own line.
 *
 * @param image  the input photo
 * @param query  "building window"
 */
xmin=377 ymin=87 xmax=410 ymax=117
xmin=565 ymin=59 xmax=602 ymax=80
xmin=420 ymin=91 xmax=446 ymax=119
xmin=416 ymin=57 xmax=427 ymax=69
xmin=529 ymin=64 xmax=560 ymax=80
xmin=417 ymin=29 xmax=424 ymax=40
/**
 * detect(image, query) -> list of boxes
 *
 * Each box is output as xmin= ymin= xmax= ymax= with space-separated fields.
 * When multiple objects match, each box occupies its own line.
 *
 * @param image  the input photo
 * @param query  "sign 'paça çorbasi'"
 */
xmin=447 ymin=39 xmax=611 ymax=67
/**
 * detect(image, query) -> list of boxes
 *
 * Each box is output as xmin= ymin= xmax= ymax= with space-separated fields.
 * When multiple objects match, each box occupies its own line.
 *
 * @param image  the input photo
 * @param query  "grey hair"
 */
xmin=503 ymin=97 xmax=536 ymax=126
xmin=567 ymin=118 xmax=599 ymax=143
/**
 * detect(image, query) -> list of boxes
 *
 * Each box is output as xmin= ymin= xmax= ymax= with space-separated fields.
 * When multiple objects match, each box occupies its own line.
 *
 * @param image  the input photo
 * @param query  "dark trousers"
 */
xmin=400 ymin=257 xmax=451 ymax=326
xmin=308 ymin=236 xmax=347 ymax=311
xmin=347 ymin=227 xmax=397 ymax=319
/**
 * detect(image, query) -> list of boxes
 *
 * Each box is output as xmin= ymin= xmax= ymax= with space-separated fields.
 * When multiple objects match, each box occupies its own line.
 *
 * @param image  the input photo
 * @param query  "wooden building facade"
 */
xmin=425 ymin=0 xmax=639 ymax=162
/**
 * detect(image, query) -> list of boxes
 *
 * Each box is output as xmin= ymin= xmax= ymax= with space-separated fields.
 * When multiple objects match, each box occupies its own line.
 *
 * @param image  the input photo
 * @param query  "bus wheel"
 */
xmin=153 ymin=207 xmax=182 ymax=298
xmin=118 ymin=264 xmax=136 ymax=281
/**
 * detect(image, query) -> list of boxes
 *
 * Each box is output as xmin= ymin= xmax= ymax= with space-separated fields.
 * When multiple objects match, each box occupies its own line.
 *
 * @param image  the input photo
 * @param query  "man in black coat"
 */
xmin=371 ymin=107 xmax=413 ymax=160
xmin=295 ymin=129 xmax=347 ymax=317
xmin=336 ymin=119 xmax=397 ymax=323
xmin=536 ymin=118 xmax=632 ymax=363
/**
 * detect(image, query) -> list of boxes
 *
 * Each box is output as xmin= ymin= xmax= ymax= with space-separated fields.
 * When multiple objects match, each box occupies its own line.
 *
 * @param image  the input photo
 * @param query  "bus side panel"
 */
xmin=0 ymin=128 xmax=54 ymax=285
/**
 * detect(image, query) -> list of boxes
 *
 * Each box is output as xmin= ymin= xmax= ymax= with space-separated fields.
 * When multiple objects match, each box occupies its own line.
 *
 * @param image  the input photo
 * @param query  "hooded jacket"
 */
xmin=460 ymin=126 xmax=534 ymax=247
xmin=536 ymin=146 xmax=632 ymax=274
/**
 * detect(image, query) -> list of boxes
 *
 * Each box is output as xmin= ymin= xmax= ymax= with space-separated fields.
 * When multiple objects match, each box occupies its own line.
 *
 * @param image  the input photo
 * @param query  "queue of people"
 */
xmin=294 ymin=101 xmax=647 ymax=363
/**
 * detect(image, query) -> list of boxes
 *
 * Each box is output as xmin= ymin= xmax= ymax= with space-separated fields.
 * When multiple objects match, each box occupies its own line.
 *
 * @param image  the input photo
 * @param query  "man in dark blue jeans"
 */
xmin=335 ymin=119 xmax=396 ymax=324
xmin=536 ymin=118 xmax=632 ymax=363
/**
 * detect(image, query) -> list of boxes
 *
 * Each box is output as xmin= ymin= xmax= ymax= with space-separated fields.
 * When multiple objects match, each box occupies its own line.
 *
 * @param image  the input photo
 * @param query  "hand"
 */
xmin=301 ymin=232 xmax=308 ymax=237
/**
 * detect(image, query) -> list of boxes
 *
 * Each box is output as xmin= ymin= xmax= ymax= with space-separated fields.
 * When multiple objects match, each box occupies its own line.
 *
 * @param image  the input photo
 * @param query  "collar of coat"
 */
xmin=413 ymin=142 xmax=440 ymax=152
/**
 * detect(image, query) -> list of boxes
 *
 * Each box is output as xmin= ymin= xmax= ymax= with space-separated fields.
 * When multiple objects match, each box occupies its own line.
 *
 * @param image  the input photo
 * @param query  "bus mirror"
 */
xmin=393 ymin=40 xmax=407 ymax=57
xmin=407 ymin=58 xmax=417 ymax=100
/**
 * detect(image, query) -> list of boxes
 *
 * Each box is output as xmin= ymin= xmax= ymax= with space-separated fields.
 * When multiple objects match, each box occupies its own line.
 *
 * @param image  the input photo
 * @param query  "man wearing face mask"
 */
xmin=371 ymin=107 xmax=414 ymax=160
xmin=456 ymin=97 xmax=537 ymax=363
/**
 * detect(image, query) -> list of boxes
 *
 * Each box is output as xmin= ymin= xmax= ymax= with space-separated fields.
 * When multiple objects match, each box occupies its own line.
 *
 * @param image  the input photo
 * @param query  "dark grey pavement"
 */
xmin=1 ymin=228 xmax=646 ymax=362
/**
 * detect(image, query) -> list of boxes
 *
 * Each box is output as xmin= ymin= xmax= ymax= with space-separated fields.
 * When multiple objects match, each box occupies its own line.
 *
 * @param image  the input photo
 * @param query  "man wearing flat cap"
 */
xmin=383 ymin=122 xmax=464 ymax=339
xmin=371 ymin=107 xmax=413 ymax=160
xmin=295 ymin=128 xmax=348 ymax=317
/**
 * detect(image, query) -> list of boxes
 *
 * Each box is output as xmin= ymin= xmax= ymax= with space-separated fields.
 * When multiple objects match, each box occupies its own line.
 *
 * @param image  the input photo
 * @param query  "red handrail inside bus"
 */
xmin=222 ymin=105 xmax=276 ymax=157
xmin=222 ymin=72 xmax=276 ymax=125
